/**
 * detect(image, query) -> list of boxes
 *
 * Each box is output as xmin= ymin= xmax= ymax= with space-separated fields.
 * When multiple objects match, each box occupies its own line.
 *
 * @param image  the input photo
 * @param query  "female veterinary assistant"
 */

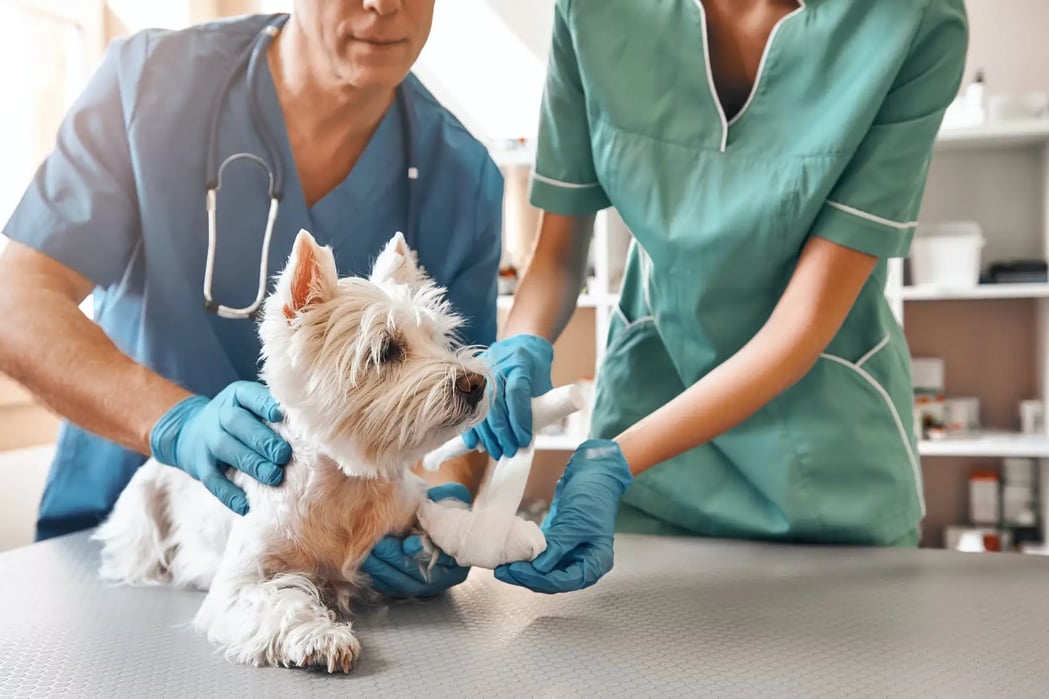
xmin=466 ymin=0 xmax=969 ymax=593
xmin=0 ymin=4 xmax=501 ymax=598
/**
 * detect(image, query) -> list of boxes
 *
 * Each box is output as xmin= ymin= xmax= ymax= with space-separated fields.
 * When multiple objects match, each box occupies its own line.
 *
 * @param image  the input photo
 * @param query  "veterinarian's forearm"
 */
xmin=0 ymin=243 xmax=192 ymax=455
xmin=504 ymin=212 xmax=594 ymax=344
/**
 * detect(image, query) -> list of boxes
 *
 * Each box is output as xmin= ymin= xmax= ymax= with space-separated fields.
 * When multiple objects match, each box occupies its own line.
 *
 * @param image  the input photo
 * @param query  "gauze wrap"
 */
xmin=418 ymin=385 xmax=585 ymax=569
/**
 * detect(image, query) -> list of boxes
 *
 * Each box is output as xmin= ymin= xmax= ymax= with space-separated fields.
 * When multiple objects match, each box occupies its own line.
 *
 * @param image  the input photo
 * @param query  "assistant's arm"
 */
xmin=615 ymin=237 xmax=875 ymax=474
xmin=0 ymin=242 xmax=192 ymax=454
xmin=503 ymin=211 xmax=594 ymax=342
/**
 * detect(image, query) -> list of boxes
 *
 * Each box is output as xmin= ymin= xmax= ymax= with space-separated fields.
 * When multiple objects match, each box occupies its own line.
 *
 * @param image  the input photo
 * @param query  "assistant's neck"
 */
xmin=266 ymin=15 xmax=395 ymax=138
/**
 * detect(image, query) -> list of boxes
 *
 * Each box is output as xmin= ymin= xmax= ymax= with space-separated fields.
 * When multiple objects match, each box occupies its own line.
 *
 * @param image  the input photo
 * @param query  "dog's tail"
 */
xmin=92 ymin=460 xmax=175 ymax=586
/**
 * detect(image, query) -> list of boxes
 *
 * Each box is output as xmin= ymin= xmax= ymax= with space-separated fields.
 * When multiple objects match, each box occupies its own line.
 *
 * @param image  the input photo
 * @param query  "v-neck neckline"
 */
xmin=692 ymin=0 xmax=806 ymax=152
xmin=254 ymin=44 xmax=404 ymax=224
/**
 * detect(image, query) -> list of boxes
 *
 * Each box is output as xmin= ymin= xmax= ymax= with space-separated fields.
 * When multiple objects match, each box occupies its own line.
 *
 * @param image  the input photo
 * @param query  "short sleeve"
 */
xmin=528 ymin=0 xmax=611 ymax=215
xmin=811 ymin=0 xmax=968 ymax=258
xmin=1 ymin=36 xmax=142 ymax=288
xmin=447 ymin=157 xmax=503 ymax=349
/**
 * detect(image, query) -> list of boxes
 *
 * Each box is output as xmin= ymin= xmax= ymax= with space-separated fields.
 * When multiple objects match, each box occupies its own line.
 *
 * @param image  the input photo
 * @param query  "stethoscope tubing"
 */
xmin=203 ymin=13 xmax=417 ymax=321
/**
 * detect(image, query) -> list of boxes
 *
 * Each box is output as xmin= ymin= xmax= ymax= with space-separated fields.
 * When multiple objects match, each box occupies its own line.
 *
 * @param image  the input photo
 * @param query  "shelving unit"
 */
xmin=887 ymin=118 xmax=1049 ymax=461
xmin=919 ymin=433 xmax=1049 ymax=459
xmin=932 ymin=118 xmax=1049 ymax=151
xmin=893 ymin=282 xmax=1049 ymax=301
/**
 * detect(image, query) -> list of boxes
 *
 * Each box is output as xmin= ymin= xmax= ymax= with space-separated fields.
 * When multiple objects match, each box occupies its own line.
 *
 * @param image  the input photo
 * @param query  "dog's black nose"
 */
xmin=455 ymin=371 xmax=486 ymax=408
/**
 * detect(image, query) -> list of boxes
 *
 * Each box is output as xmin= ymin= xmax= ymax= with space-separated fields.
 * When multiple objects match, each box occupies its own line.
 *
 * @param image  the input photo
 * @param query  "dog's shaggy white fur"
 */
xmin=92 ymin=229 xmax=489 ymax=673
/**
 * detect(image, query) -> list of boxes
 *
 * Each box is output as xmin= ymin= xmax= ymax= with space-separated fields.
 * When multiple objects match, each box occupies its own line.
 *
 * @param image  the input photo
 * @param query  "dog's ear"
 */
xmin=281 ymin=229 xmax=338 ymax=319
xmin=369 ymin=232 xmax=425 ymax=288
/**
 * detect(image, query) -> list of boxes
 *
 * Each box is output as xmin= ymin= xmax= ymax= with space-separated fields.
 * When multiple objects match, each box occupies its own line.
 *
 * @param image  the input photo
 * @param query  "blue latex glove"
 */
xmin=361 ymin=483 xmax=473 ymax=598
xmin=149 ymin=381 xmax=292 ymax=515
xmin=495 ymin=439 xmax=633 ymax=594
xmin=462 ymin=333 xmax=554 ymax=460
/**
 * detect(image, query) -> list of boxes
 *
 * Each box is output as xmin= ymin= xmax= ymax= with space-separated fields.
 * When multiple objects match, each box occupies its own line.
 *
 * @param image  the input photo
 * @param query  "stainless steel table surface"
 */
xmin=1 ymin=530 xmax=1048 ymax=698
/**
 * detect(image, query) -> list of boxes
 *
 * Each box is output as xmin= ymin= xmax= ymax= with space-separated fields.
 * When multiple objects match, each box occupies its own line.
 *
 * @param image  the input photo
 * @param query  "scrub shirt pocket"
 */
xmin=590 ymin=286 xmax=683 ymax=444
xmin=775 ymin=331 xmax=924 ymax=544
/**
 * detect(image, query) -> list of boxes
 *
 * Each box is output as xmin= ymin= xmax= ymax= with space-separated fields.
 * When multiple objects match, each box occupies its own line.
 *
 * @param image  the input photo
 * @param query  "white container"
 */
xmin=1019 ymin=400 xmax=1045 ymax=435
xmin=988 ymin=92 xmax=1049 ymax=122
xmin=969 ymin=471 xmax=1000 ymax=526
xmin=944 ymin=397 xmax=980 ymax=433
xmin=910 ymin=357 xmax=945 ymax=394
xmin=909 ymin=222 xmax=985 ymax=288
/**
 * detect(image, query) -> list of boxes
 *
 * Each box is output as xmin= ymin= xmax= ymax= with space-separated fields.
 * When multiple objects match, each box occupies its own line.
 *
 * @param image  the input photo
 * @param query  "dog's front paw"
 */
xmin=505 ymin=517 xmax=546 ymax=562
xmin=285 ymin=623 xmax=361 ymax=674
xmin=417 ymin=498 xmax=546 ymax=569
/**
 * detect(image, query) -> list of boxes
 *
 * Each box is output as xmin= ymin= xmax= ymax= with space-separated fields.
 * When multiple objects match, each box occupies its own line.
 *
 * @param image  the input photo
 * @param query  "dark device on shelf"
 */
xmin=981 ymin=259 xmax=1048 ymax=284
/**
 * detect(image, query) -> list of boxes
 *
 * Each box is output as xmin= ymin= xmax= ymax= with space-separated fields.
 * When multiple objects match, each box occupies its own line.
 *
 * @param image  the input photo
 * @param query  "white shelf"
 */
xmin=934 ymin=119 xmax=1049 ymax=151
xmin=919 ymin=432 xmax=1049 ymax=458
xmin=534 ymin=433 xmax=587 ymax=451
xmin=489 ymin=146 xmax=536 ymax=169
xmin=897 ymin=283 xmax=1049 ymax=301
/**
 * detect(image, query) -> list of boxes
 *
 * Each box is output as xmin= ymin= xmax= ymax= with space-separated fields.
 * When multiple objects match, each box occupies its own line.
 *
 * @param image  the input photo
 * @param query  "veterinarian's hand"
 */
xmin=461 ymin=334 xmax=553 ymax=460
xmin=362 ymin=483 xmax=473 ymax=599
xmin=494 ymin=440 xmax=632 ymax=594
xmin=149 ymin=381 xmax=292 ymax=515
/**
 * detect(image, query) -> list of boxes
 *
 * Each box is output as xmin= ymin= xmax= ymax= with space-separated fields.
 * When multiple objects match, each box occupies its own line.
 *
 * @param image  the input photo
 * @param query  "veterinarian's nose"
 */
xmin=455 ymin=371 xmax=486 ymax=408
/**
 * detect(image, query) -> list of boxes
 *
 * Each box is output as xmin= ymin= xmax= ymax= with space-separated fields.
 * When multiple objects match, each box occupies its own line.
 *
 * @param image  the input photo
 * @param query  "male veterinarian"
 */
xmin=0 ymin=0 xmax=500 ymax=598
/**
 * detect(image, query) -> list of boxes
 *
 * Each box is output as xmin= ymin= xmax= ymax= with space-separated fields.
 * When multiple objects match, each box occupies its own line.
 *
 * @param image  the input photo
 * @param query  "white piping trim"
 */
xmin=607 ymin=308 xmax=655 ymax=356
xmin=856 ymin=334 xmax=890 ymax=368
xmin=692 ymin=0 xmax=728 ymax=153
xmin=613 ymin=304 xmax=654 ymax=332
xmin=826 ymin=201 xmax=917 ymax=230
xmin=530 ymin=171 xmax=601 ymax=190
xmin=636 ymin=241 xmax=653 ymax=313
xmin=820 ymin=352 xmax=926 ymax=517
xmin=726 ymin=1 xmax=806 ymax=127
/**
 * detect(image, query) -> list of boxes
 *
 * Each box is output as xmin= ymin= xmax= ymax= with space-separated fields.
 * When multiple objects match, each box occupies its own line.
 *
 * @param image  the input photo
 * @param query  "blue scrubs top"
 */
xmin=2 ymin=14 xmax=504 ymax=541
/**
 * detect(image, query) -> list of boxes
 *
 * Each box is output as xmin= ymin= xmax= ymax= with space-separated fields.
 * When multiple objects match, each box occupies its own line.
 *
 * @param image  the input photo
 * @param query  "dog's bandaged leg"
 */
xmin=418 ymin=384 xmax=586 ymax=569
xmin=419 ymin=448 xmax=545 ymax=568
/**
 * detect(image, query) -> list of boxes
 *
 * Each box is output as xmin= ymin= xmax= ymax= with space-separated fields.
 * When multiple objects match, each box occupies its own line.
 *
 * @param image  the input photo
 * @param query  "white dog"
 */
xmin=92 ymin=229 xmax=490 ymax=673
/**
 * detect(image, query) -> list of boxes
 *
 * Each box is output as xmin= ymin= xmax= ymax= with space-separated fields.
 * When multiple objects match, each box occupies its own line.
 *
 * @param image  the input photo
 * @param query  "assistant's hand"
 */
xmin=362 ymin=483 xmax=473 ymax=599
xmin=462 ymin=334 xmax=554 ymax=460
xmin=495 ymin=439 xmax=633 ymax=594
xmin=149 ymin=381 xmax=292 ymax=515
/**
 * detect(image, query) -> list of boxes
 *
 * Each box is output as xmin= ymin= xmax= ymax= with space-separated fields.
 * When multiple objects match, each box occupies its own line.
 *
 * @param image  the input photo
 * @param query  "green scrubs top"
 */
xmin=529 ymin=0 xmax=968 ymax=546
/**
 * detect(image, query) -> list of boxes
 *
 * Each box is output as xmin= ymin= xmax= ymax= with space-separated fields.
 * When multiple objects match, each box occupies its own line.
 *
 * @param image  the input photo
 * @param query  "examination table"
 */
xmin=1 ymin=530 xmax=1046 ymax=697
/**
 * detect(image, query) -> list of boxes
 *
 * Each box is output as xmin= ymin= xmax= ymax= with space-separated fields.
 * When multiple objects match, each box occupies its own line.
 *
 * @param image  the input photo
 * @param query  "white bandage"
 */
xmin=419 ymin=447 xmax=546 ymax=568
xmin=417 ymin=383 xmax=587 ymax=568
xmin=422 ymin=383 xmax=586 ymax=472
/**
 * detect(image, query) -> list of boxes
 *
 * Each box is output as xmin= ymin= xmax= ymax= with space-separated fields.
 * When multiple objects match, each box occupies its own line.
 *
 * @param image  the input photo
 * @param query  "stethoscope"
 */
xmin=203 ymin=13 xmax=419 ymax=319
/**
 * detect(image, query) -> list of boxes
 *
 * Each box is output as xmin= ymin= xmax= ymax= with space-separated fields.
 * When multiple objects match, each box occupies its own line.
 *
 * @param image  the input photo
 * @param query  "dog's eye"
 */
xmin=379 ymin=337 xmax=404 ymax=364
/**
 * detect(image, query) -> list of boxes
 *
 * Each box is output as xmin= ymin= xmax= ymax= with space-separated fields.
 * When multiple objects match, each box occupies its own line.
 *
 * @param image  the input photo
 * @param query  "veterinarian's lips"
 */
xmin=350 ymin=35 xmax=408 ymax=50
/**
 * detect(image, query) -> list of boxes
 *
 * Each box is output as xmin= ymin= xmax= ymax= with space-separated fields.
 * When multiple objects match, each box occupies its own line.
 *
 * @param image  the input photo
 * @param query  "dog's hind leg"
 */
xmin=92 ymin=459 xmax=176 ymax=585
xmin=193 ymin=519 xmax=361 ymax=673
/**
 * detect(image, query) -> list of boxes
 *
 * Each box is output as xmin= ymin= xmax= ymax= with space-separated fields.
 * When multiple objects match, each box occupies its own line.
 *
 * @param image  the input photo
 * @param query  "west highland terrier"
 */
xmin=92 ymin=229 xmax=489 ymax=673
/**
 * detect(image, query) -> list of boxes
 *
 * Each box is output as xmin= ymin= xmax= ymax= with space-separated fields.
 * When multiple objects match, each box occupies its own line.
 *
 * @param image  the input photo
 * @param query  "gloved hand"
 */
xmin=362 ymin=483 xmax=474 ymax=598
xmin=494 ymin=439 xmax=633 ymax=594
xmin=149 ymin=381 xmax=292 ymax=515
xmin=462 ymin=333 xmax=554 ymax=460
